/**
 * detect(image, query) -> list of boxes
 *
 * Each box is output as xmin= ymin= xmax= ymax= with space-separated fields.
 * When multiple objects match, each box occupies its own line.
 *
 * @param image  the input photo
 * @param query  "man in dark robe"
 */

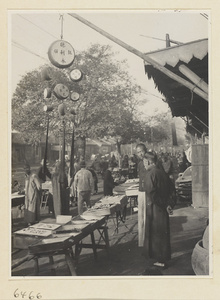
xmin=102 ymin=162 xmax=117 ymax=196
xmin=143 ymin=156 xmax=173 ymax=267
xmin=136 ymin=144 xmax=174 ymax=269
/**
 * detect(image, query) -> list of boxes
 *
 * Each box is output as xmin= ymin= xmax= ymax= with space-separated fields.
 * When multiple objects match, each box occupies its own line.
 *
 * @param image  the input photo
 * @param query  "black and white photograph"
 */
xmin=9 ymin=10 xmax=210 ymax=280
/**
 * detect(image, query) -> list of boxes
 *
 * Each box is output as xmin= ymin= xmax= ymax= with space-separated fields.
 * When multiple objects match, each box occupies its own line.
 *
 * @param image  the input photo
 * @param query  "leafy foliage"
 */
xmin=12 ymin=44 xmax=145 ymax=147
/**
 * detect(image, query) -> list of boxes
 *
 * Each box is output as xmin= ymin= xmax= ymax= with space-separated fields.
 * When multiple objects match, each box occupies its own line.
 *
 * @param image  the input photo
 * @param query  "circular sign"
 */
xmin=43 ymin=105 xmax=53 ymax=112
xmin=44 ymin=88 xmax=52 ymax=99
xmin=70 ymin=108 xmax=76 ymax=115
xmin=58 ymin=103 xmax=66 ymax=116
xmin=41 ymin=67 xmax=53 ymax=81
xmin=48 ymin=40 xmax=75 ymax=68
xmin=53 ymin=84 xmax=69 ymax=100
xmin=70 ymin=91 xmax=80 ymax=101
xmin=70 ymin=69 xmax=83 ymax=82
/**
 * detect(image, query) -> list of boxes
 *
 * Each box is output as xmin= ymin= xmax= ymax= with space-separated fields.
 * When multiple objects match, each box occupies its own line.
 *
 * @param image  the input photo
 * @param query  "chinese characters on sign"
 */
xmin=48 ymin=40 xmax=75 ymax=68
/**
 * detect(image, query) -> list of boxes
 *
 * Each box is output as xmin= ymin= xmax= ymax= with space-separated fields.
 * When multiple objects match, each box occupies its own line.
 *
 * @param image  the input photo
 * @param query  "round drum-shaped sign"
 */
xmin=70 ymin=69 xmax=83 ymax=82
xmin=43 ymin=105 xmax=54 ymax=112
xmin=48 ymin=40 xmax=75 ymax=68
xmin=53 ymin=84 xmax=69 ymax=100
xmin=41 ymin=67 xmax=53 ymax=81
xmin=58 ymin=103 xmax=66 ymax=116
xmin=70 ymin=91 xmax=80 ymax=102
xmin=44 ymin=88 xmax=52 ymax=99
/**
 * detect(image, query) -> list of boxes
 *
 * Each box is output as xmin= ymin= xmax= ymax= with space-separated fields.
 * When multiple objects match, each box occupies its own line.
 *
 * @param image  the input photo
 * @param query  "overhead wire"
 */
xmin=17 ymin=14 xmax=58 ymax=39
xmin=12 ymin=14 xmax=60 ymax=62
xmin=12 ymin=40 xmax=48 ymax=62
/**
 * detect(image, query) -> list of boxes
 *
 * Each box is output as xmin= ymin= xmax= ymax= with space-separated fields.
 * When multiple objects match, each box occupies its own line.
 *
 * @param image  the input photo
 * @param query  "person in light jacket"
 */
xmin=74 ymin=160 xmax=94 ymax=215
xmin=23 ymin=163 xmax=41 ymax=225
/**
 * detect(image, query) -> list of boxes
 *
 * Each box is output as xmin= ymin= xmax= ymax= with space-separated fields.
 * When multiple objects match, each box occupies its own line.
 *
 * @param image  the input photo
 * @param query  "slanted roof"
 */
xmin=144 ymin=39 xmax=208 ymax=136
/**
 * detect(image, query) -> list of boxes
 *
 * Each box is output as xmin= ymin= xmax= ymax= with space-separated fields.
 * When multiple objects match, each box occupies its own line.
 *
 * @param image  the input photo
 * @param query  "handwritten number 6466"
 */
xmin=14 ymin=289 xmax=42 ymax=299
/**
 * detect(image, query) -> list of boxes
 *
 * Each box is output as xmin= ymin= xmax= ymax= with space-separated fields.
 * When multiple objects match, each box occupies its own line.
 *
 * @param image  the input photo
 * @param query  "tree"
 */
xmin=12 ymin=43 xmax=145 ymax=158
xmin=141 ymin=112 xmax=173 ymax=145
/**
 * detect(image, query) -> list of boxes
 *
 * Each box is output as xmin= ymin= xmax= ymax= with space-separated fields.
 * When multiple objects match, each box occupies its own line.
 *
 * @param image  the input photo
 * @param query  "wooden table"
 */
xmin=114 ymin=180 xmax=139 ymax=215
xmin=12 ymin=215 xmax=109 ymax=276
xmin=85 ymin=195 xmax=129 ymax=234
xmin=11 ymin=192 xmax=25 ymax=207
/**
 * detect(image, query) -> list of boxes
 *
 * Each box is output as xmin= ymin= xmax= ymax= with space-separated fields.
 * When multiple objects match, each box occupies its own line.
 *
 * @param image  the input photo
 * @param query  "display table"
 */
xmin=114 ymin=179 xmax=139 ymax=215
xmin=11 ymin=192 xmax=25 ymax=207
xmin=12 ymin=214 xmax=109 ymax=276
xmin=86 ymin=195 xmax=128 ymax=233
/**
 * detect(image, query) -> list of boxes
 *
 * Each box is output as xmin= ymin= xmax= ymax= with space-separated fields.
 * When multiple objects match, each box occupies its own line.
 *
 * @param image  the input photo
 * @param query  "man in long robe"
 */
xmin=24 ymin=163 xmax=41 ymax=225
xmin=136 ymin=144 xmax=174 ymax=268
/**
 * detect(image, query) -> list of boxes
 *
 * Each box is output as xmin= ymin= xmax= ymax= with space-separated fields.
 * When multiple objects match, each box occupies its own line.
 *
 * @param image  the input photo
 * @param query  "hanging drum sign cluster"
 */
xmin=46 ymin=29 xmax=83 ymax=106
xmin=48 ymin=40 xmax=75 ymax=69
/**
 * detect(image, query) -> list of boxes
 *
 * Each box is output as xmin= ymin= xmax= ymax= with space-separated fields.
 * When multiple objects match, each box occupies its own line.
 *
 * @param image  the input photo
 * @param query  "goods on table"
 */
xmin=30 ymin=223 xmax=61 ymax=231
xmin=86 ymin=195 xmax=128 ymax=216
xmin=80 ymin=213 xmax=103 ymax=221
xmin=40 ymin=236 xmax=71 ymax=244
xmin=125 ymin=184 xmax=139 ymax=197
xmin=15 ymin=227 xmax=52 ymax=237
xmin=55 ymin=225 xmax=82 ymax=233
xmin=56 ymin=215 xmax=72 ymax=224
xmin=125 ymin=178 xmax=139 ymax=184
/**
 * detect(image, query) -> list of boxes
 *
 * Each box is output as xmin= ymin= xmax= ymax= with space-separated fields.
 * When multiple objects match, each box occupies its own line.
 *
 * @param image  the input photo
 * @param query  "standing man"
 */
xmin=102 ymin=161 xmax=117 ymax=196
xmin=136 ymin=143 xmax=150 ymax=248
xmin=136 ymin=144 xmax=174 ymax=269
xmin=23 ymin=163 xmax=41 ymax=225
xmin=74 ymin=160 xmax=94 ymax=215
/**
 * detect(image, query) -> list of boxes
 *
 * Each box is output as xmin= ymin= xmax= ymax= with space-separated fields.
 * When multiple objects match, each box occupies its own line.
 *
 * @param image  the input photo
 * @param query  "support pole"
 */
xmin=70 ymin=123 xmax=75 ymax=178
xmin=68 ymin=13 xmax=208 ymax=102
xmin=188 ymin=111 xmax=208 ymax=129
xmin=179 ymin=64 xmax=208 ymax=94
xmin=43 ymin=115 xmax=49 ymax=174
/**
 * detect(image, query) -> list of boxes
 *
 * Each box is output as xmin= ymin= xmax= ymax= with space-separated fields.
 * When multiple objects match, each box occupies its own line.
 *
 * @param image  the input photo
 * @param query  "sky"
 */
xmin=9 ymin=10 xmax=209 ymax=120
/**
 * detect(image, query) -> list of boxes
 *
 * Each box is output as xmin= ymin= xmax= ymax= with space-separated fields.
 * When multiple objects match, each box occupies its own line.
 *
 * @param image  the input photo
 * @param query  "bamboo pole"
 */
xmin=188 ymin=111 xmax=208 ymax=129
xmin=68 ymin=13 xmax=208 ymax=102
xmin=179 ymin=64 xmax=208 ymax=94
xmin=43 ymin=115 xmax=49 ymax=174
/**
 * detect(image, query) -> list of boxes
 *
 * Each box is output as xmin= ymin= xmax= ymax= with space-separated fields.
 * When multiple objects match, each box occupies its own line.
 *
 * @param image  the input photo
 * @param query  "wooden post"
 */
xmin=179 ymin=64 xmax=208 ymax=94
xmin=68 ymin=13 xmax=208 ymax=102
xmin=43 ymin=115 xmax=49 ymax=174
xmin=188 ymin=111 xmax=208 ymax=129
xmin=70 ymin=123 xmax=75 ymax=178
xmin=166 ymin=33 xmax=171 ymax=47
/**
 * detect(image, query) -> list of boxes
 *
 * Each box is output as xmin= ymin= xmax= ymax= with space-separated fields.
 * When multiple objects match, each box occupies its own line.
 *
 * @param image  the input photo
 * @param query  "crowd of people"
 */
xmin=12 ymin=144 xmax=191 ymax=274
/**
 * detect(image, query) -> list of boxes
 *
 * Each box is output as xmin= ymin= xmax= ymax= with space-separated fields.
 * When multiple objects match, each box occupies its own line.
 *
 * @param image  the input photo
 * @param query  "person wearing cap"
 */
xmin=73 ymin=160 xmax=94 ymax=215
xmin=23 ymin=163 xmax=41 ymax=225
xmin=136 ymin=143 xmax=174 ymax=271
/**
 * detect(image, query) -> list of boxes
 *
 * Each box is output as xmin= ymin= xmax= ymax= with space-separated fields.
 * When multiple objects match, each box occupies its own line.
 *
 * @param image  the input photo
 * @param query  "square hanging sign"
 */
xmin=48 ymin=40 xmax=75 ymax=68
